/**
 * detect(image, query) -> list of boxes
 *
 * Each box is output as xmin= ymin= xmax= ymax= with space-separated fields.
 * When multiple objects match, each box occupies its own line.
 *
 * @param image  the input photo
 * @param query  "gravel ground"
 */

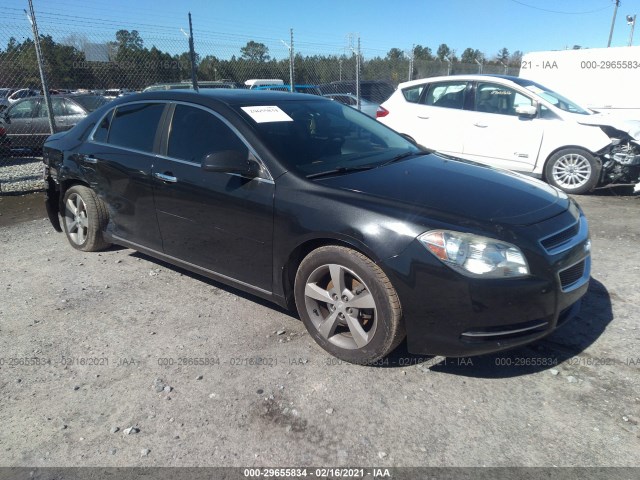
xmin=0 ymin=191 xmax=638 ymax=468
xmin=0 ymin=156 xmax=44 ymax=194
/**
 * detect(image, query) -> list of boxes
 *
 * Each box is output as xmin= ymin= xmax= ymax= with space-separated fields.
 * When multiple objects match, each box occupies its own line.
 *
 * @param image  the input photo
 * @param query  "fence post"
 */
xmin=289 ymin=28 xmax=294 ymax=92
xmin=26 ymin=0 xmax=56 ymax=135
xmin=355 ymin=36 xmax=361 ymax=111
xmin=188 ymin=12 xmax=199 ymax=92
xmin=408 ymin=44 xmax=414 ymax=81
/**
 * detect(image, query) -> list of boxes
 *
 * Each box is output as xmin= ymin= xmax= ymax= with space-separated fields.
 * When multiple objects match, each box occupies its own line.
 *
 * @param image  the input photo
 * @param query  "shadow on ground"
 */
xmin=425 ymin=277 xmax=613 ymax=378
xmin=127 ymin=247 xmax=612 ymax=377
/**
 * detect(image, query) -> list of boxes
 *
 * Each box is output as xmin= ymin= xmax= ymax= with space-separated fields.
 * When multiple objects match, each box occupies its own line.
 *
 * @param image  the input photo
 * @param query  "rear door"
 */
xmin=393 ymin=80 xmax=470 ymax=154
xmin=3 ymin=98 xmax=39 ymax=149
xmin=77 ymin=101 xmax=166 ymax=249
xmin=152 ymin=103 xmax=275 ymax=291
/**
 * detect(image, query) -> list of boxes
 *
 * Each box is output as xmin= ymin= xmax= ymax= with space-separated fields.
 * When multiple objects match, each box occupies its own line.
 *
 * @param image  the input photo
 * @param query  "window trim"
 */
xmin=87 ymin=99 xmax=273 ymax=182
xmin=161 ymin=101 xmax=273 ymax=181
xmin=473 ymin=81 xmax=538 ymax=117
xmin=420 ymin=80 xmax=470 ymax=109
xmin=88 ymin=100 xmax=168 ymax=155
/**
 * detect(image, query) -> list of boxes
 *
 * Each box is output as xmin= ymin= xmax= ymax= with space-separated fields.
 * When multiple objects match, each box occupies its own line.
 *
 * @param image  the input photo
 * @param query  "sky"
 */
xmin=3 ymin=0 xmax=640 ymax=59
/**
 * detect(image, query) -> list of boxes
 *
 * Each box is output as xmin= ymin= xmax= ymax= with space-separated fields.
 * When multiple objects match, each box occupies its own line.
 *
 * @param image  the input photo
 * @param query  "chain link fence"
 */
xmin=0 ymin=7 xmax=520 ymax=194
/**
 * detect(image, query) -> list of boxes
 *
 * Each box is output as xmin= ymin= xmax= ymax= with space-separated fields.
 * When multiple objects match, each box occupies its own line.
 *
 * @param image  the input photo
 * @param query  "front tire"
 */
xmin=62 ymin=185 xmax=111 ymax=252
xmin=294 ymin=246 xmax=405 ymax=364
xmin=545 ymin=148 xmax=601 ymax=194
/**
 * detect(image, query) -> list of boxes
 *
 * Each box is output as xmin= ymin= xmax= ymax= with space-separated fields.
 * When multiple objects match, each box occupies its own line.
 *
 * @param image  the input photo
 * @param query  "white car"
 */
xmin=377 ymin=74 xmax=640 ymax=194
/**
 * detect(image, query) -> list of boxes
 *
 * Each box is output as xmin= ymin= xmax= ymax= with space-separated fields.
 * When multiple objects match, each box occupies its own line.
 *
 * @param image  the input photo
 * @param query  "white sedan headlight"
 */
xmin=418 ymin=230 xmax=529 ymax=278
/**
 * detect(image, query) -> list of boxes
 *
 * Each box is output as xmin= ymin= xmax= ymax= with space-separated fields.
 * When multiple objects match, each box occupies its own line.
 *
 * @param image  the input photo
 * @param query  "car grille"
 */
xmin=559 ymin=259 xmax=586 ymax=290
xmin=540 ymin=222 xmax=580 ymax=253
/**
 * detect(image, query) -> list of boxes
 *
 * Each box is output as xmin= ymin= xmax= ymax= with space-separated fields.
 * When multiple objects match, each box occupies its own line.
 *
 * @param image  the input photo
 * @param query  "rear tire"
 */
xmin=545 ymin=148 xmax=600 ymax=194
xmin=294 ymin=246 xmax=404 ymax=364
xmin=62 ymin=185 xmax=111 ymax=252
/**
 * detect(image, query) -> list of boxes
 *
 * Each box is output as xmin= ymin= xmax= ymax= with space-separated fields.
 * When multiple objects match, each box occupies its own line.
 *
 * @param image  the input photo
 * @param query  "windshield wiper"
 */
xmin=379 ymin=151 xmax=425 ymax=167
xmin=306 ymin=164 xmax=377 ymax=179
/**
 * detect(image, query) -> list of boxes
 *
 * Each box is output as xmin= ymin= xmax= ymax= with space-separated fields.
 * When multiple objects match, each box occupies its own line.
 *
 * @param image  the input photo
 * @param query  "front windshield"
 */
xmin=236 ymin=99 xmax=420 ymax=177
xmin=523 ymin=84 xmax=590 ymax=115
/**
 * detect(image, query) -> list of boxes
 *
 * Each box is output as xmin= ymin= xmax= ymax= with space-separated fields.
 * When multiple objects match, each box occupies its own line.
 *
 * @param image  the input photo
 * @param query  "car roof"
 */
xmin=105 ymin=89 xmax=330 ymax=109
xmin=396 ymin=74 xmax=525 ymax=89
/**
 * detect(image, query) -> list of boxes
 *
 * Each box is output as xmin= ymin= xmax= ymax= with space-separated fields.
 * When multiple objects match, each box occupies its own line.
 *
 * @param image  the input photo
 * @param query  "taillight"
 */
xmin=376 ymin=106 xmax=389 ymax=118
xmin=0 ymin=126 xmax=5 ymax=135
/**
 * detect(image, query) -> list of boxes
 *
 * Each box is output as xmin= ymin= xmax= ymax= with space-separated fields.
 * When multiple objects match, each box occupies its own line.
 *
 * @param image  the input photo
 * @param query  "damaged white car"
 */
xmin=377 ymin=74 xmax=640 ymax=194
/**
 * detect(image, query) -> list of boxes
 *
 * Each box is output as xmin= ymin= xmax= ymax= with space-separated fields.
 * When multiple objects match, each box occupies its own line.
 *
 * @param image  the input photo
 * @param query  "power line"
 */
xmin=507 ymin=0 xmax=612 ymax=15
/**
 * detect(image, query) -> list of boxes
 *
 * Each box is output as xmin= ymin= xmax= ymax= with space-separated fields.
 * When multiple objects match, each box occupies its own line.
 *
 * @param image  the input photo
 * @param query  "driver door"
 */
xmin=152 ymin=103 xmax=274 ymax=291
xmin=462 ymin=82 xmax=544 ymax=172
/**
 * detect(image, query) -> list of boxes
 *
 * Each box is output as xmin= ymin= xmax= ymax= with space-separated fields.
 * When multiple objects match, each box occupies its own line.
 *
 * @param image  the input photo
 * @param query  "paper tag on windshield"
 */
xmin=241 ymin=106 xmax=293 ymax=123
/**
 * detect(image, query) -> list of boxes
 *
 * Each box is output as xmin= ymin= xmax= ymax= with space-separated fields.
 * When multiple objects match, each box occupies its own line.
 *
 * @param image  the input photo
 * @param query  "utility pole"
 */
xmin=26 ymin=0 xmax=55 ymax=135
xmin=188 ymin=12 xmax=199 ymax=92
xmin=281 ymin=30 xmax=295 ymax=92
xmin=608 ymin=0 xmax=620 ymax=47
xmin=628 ymin=14 xmax=637 ymax=46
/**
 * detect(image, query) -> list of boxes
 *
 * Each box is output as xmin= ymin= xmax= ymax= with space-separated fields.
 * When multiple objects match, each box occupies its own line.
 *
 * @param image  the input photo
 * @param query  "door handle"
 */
xmin=473 ymin=123 xmax=488 ymax=128
xmin=80 ymin=154 xmax=97 ymax=164
xmin=417 ymin=115 xmax=430 ymax=119
xmin=154 ymin=172 xmax=177 ymax=183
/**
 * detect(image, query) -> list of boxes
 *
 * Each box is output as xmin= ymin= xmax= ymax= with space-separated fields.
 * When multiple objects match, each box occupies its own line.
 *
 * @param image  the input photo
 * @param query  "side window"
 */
xmin=476 ymin=82 xmax=533 ymax=116
xmin=168 ymin=104 xmax=247 ymax=163
xmin=108 ymin=103 xmax=165 ymax=152
xmin=64 ymin=99 xmax=85 ymax=115
xmin=8 ymin=99 xmax=37 ymax=119
xmin=38 ymin=97 xmax=65 ymax=117
xmin=402 ymin=84 xmax=425 ymax=103
xmin=422 ymin=81 xmax=467 ymax=109
xmin=93 ymin=109 xmax=114 ymax=143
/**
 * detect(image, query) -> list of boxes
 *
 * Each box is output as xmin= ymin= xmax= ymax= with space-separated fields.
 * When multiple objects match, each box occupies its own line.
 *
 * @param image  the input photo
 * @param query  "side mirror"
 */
xmin=201 ymin=150 xmax=260 ymax=178
xmin=515 ymin=104 xmax=537 ymax=118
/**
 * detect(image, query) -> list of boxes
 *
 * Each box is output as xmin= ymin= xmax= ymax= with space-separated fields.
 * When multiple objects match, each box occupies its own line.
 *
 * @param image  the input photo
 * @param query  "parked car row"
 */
xmin=0 ymin=94 xmax=110 ymax=154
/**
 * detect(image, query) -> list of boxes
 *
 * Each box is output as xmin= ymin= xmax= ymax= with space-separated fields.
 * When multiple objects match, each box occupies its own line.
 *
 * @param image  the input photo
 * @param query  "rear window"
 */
xmin=72 ymin=95 xmax=110 ymax=112
xmin=107 ymin=103 xmax=165 ymax=152
xmin=423 ymin=81 xmax=467 ymax=109
xmin=402 ymin=85 xmax=425 ymax=103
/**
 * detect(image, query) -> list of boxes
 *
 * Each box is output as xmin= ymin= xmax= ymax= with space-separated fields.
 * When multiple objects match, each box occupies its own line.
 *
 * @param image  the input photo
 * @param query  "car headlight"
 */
xmin=418 ymin=230 xmax=529 ymax=278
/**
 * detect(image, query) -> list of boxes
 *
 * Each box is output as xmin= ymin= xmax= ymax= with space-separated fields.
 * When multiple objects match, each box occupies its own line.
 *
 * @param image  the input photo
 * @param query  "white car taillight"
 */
xmin=376 ymin=106 xmax=389 ymax=118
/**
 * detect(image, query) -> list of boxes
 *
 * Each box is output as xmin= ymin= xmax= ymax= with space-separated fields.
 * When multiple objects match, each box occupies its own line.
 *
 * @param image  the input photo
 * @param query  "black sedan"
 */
xmin=1 ymin=94 xmax=109 ymax=152
xmin=42 ymin=90 xmax=591 ymax=364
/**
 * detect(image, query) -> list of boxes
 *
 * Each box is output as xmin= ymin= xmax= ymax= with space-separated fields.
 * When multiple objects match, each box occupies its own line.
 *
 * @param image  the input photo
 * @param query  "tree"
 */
xmin=240 ymin=41 xmax=270 ymax=62
xmin=413 ymin=45 xmax=433 ymax=61
xmin=497 ymin=47 xmax=510 ymax=63
xmin=386 ymin=48 xmax=404 ymax=61
xmin=436 ymin=43 xmax=451 ymax=61
xmin=460 ymin=48 xmax=482 ymax=64
xmin=115 ymin=30 xmax=143 ymax=50
xmin=509 ymin=50 xmax=523 ymax=66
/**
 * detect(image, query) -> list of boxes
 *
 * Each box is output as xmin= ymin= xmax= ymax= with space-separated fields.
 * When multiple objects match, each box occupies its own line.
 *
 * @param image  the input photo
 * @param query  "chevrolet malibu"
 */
xmin=43 ymin=90 xmax=591 ymax=364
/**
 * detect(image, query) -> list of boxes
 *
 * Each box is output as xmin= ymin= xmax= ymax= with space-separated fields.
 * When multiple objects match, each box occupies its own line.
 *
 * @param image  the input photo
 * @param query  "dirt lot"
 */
xmin=0 ymin=191 xmax=639 ymax=468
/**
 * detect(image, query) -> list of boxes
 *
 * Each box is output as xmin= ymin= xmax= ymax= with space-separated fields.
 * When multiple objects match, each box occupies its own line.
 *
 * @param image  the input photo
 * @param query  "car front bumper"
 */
xmin=383 ymin=213 xmax=591 ymax=357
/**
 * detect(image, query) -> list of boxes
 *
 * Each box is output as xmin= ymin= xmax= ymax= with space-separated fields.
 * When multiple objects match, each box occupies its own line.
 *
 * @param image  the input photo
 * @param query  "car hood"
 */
xmin=576 ymin=112 xmax=640 ymax=140
xmin=317 ymin=154 xmax=569 ymax=227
